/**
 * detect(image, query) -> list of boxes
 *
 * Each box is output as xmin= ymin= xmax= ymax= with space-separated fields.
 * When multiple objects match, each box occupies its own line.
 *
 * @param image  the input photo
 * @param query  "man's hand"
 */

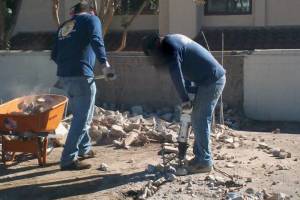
xmin=100 ymin=61 xmax=117 ymax=81
xmin=102 ymin=66 xmax=116 ymax=81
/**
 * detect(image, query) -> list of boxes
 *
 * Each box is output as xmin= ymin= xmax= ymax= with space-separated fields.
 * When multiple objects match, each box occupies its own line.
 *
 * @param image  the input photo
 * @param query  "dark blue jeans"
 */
xmin=191 ymin=75 xmax=226 ymax=167
xmin=59 ymin=77 xmax=96 ymax=167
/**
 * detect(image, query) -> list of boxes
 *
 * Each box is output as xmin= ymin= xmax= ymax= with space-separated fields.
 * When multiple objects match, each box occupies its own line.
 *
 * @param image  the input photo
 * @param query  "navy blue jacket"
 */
xmin=162 ymin=34 xmax=225 ymax=102
xmin=51 ymin=13 xmax=107 ymax=77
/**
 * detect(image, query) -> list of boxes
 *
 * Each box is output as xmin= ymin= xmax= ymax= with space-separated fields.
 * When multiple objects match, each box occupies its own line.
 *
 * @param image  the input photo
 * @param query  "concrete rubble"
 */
xmin=89 ymin=106 xmax=181 ymax=148
xmin=57 ymin=105 xmax=295 ymax=200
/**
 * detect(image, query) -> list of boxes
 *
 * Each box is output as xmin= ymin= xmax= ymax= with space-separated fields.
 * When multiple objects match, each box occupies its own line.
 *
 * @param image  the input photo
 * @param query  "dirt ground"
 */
xmin=1 ymin=129 xmax=300 ymax=200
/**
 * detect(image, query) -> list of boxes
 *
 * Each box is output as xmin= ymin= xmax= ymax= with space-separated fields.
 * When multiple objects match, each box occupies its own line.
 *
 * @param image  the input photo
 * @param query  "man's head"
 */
xmin=70 ymin=1 xmax=93 ymax=16
xmin=142 ymin=33 xmax=168 ymax=67
xmin=142 ymin=33 xmax=161 ymax=56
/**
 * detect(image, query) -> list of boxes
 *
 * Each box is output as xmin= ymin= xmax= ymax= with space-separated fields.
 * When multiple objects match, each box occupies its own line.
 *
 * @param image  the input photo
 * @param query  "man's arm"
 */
xmin=88 ymin=16 xmax=107 ymax=64
xmin=168 ymin=55 xmax=190 ymax=103
xmin=51 ymin=32 xmax=59 ymax=63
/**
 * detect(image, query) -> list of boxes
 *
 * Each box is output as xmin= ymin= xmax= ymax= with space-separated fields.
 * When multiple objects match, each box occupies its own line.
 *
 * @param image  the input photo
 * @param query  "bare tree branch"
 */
xmin=102 ymin=0 xmax=115 ymax=37
xmin=116 ymin=0 xmax=150 ymax=51
xmin=52 ymin=0 xmax=60 ymax=27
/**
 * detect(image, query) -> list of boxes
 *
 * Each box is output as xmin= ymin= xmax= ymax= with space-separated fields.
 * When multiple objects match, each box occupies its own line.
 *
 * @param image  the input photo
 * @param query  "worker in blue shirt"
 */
xmin=142 ymin=33 xmax=226 ymax=174
xmin=51 ymin=1 xmax=115 ymax=170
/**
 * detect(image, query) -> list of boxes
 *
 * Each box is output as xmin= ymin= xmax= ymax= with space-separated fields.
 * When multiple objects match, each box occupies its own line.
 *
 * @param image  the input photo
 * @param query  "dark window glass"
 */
xmin=205 ymin=0 xmax=252 ymax=15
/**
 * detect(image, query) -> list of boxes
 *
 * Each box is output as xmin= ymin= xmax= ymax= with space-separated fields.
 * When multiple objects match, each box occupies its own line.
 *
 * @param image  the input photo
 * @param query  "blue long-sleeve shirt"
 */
xmin=161 ymin=34 xmax=226 ymax=102
xmin=51 ymin=13 xmax=107 ymax=77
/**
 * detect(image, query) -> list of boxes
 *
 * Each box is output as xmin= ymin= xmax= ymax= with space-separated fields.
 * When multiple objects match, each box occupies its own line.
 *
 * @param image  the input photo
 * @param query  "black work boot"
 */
xmin=61 ymin=160 xmax=91 ymax=171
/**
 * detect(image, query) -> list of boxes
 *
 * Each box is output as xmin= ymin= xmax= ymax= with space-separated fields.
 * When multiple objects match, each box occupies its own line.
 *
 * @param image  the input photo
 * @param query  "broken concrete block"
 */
xmin=112 ymin=140 xmax=123 ymax=147
xmin=153 ymin=177 xmax=167 ymax=187
xmin=272 ymin=128 xmax=281 ymax=134
xmin=272 ymin=148 xmax=281 ymax=157
xmin=162 ymin=146 xmax=178 ymax=154
xmin=123 ymin=122 xmax=141 ymax=132
xmin=162 ymin=130 xmax=177 ymax=143
xmin=276 ymin=164 xmax=289 ymax=170
xmin=279 ymin=152 xmax=287 ymax=159
xmin=122 ymin=131 xmax=140 ymax=149
xmin=230 ymin=142 xmax=240 ymax=149
xmin=226 ymin=192 xmax=243 ymax=200
xmin=246 ymin=177 xmax=253 ymax=183
xmin=224 ymin=137 xmax=234 ymax=144
xmin=215 ymin=176 xmax=225 ymax=185
xmin=258 ymin=142 xmax=270 ymax=149
xmin=110 ymin=125 xmax=126 ymax=137
xmin=168 ymin=124 xmax=180 ymax=132
xmin=205 ymin=175 xmax=215 ymax=181
xmin=225 ymin=163 xmax=235 ymax=168
xmin=99 ymin=163 xmax=108 ymax=171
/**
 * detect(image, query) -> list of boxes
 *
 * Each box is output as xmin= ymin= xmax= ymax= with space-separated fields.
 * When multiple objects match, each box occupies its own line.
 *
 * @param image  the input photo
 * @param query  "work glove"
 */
xmin=181 ymin=101 xmax=192 ymax=111
xmin=101 ymin=61 xmax=117 ymax=81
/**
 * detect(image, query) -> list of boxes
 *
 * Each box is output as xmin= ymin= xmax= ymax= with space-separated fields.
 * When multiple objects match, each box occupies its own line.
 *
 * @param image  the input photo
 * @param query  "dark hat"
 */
xmin=142 ymin=33 xmax=160 ymax=56
xmin=72 ymin=1 xmax=92 ymax=14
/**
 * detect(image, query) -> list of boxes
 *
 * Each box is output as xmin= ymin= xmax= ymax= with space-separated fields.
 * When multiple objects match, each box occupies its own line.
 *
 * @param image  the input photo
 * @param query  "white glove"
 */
xmin=188 ymin=93 xmax=196 ymax=102
xmin=101 ymin=61 xmax=117 ymax=81
xmin=181 ymin=101 xmax=192 ymax=111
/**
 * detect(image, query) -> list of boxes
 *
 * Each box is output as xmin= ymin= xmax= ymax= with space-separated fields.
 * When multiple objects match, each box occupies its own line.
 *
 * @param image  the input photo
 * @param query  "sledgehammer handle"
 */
xmin=94 ymin=75 xmax=105 ymax=80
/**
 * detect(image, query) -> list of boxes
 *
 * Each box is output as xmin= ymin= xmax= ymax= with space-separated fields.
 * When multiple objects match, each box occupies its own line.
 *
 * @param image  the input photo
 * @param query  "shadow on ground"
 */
xmin=0 ymin=164 xmax=149 ymax=200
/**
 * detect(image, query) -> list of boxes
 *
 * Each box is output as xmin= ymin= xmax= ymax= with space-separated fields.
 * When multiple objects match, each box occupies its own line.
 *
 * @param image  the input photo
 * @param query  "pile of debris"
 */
xmin=89 ymin=106 xmax=180 ymax=148
xmin=16 ymin=96 xmax=57 ymax=115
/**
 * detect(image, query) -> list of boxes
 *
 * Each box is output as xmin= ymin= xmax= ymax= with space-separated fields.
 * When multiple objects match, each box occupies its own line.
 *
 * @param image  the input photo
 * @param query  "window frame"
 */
xmin=204 ymin=0 xmax=252 ymax=16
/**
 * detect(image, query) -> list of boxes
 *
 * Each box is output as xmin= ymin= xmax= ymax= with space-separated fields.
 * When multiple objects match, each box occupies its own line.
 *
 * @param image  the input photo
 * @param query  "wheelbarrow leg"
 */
xmin=2 ymin=136 xmax=6 ymax=165
xmin=36 ymin=137 xmax=43 ymax=166
xmin=42 ymin=137 xmax=48 ymax=166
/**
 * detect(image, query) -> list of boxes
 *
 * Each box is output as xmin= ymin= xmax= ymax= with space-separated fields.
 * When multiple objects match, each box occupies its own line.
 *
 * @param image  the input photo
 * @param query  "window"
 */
xmin=115 ymin=0 xmax=158 ymax=15
xmin=205 ymin=0 xmax=252 ymax=15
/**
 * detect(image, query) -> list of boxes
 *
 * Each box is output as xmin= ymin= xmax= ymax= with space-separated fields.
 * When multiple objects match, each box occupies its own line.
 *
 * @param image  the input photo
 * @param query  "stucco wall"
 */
xmin=0 ymin=51 xmax=57 ymax=102
xmin=0 ymin=51 xmax=243 ymax=110
xmin=244 ymin=50 xmax=300 ymax=122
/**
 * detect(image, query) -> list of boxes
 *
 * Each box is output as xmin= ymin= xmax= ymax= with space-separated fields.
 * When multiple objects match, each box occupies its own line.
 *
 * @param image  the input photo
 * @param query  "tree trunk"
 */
xmin=0 ymin=0 xmax=6 ymax=49
xmin=98 ymin=0 xmax=115 ymax=37
xmin=52 ymin=0 xmax=60 ymax=27
xmin=116 ymin=0 xmax=150 ymax=52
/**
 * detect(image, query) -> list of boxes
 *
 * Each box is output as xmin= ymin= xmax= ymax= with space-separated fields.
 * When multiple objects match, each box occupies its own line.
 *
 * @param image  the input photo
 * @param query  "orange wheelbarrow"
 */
xmin=0 ymin=94 xmax=68 ymax=166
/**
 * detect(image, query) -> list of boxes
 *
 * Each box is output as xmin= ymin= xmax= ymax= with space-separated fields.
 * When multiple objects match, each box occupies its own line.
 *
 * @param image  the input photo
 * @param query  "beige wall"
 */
xmin=14 ymin=0 xmax=158 ymax=35
xmin=244 ymin=50 xmax=300 ymax=122
xmin=14 ymin=0 xmax=60 ymax=33
xmin=159 ymin=0 xmax=199 ymax=38
xmin=266 ymin=0 xmax=300 ymax=26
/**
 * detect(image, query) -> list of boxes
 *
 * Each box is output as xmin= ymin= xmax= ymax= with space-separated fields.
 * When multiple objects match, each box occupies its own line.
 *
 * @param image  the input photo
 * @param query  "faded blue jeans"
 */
xmin=192 ymin=75 xmax=226 ymax=167
xmin=58 ymin=76 xmax=96 ymax=167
